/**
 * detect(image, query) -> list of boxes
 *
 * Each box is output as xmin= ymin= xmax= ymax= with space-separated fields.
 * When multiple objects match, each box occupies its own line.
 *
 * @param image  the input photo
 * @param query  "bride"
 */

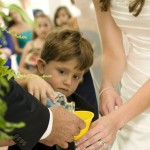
xmin=75 ymin=0 xmax=150 ymax=150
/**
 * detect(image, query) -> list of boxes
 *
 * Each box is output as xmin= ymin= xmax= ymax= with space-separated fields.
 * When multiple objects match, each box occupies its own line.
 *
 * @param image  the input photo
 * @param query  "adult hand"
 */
xmin=0 ymin=140 xmax=15 ymax=147
xmin=75 ymin=114 xmax=119 ymax=150
xmin=41 ymin=106 xmax=86 ymax=149
xmin=16 ymin=74 xmax=56 ymax=105
xmin=99 ymin=89 xmax=122 ymax=115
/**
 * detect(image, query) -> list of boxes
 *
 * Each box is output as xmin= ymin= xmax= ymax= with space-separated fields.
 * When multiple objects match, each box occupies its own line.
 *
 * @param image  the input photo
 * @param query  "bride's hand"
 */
xmin=75 ymin=115 xmax=120 ymax=150
xmin=99 ymin=89 xmax=122 ymax=115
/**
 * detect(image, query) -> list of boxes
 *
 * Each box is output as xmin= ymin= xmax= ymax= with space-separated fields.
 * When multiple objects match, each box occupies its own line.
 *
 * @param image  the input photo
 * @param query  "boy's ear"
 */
xmin=37 ymin=58 xmax=46 ymax=75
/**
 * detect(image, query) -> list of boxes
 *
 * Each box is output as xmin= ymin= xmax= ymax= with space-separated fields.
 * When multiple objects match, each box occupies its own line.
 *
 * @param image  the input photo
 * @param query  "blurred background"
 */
xmin=1 ymin=0 xmax=81 ymax=19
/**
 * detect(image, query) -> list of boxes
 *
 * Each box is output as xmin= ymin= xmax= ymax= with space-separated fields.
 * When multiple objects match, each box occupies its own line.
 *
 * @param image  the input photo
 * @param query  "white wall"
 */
xmin=31 ymin=0 xmax=80 ymax=20
xmin=2 ymin=0 xmax=80 ymax=21
xmin=48 ymin=0 xmax=80 ymax=20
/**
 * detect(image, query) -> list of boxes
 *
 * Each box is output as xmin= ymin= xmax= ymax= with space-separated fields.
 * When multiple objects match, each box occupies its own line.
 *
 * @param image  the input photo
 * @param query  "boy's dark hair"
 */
xmin=41 ymin=29 xmax=93 ymax=71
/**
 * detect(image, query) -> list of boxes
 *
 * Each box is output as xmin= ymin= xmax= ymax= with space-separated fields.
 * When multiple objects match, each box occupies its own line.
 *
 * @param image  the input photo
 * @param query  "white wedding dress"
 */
xmin=76 ymin=0 xmax=150 ymax=149
xmin=109 ymin=0 xmax=150 ymax=150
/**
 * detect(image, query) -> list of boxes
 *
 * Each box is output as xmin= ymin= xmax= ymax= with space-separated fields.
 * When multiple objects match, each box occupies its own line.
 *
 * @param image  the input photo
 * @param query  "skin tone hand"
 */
xmin=99 ymin=89 xmax=122 ymax=115
xmin=15 ymin=74 xmax=56 ymax=105
xmin=40 ymin=106 xmax=86 ymax=149
xmin=0 ymin=140 xmax=15 ymax=147
xmin=0 ymin=48 xmax=12 ymax=59
xmin=75 ymin=113 xmax=120 ymax=150
xmin=76 ymin=79 xmax=150 ymax=150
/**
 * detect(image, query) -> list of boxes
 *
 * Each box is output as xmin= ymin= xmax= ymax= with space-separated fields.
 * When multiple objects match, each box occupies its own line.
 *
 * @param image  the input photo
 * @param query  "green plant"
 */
xmin=0 ymin=1 xmax=28 ymax=140
xmin=0 ymin=54 xmax=25 ymax=140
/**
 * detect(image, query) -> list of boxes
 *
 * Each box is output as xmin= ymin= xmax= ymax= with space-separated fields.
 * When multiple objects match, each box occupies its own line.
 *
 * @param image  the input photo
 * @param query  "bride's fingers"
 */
xmin=87 ymin=134 xmax=107 ymax=149
xmin=85 ymin=140 xmax=107 ymax=150
xmin=76 ymin=130 xmax=106 ymax=150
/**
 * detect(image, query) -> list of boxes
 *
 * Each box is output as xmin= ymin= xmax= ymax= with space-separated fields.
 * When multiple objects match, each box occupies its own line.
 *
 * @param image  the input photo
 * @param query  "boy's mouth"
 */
xmin=58 ymin=88 xmax=69 ymax=92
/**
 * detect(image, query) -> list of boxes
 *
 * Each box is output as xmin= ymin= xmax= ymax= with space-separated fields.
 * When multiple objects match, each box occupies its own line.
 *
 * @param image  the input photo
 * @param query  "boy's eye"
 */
xmin=73 ymin=75 xmax=80 ymax=80
xmin=58 ymin=69 xmax=65 ymax=74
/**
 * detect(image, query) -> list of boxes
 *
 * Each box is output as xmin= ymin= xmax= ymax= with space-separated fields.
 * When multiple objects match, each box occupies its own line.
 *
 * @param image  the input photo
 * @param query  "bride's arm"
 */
xmin=93 ymin=0 xmax=126 ymax=115
xmin=76 ymin=79 xmax=150 ymax=150
xmin=112 ymin=79 xmax=150 ymax=126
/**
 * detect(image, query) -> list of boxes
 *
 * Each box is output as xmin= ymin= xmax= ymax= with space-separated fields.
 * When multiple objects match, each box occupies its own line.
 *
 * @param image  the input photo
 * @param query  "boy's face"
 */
xmin=37 ymin=58 xmax=84 ymax=97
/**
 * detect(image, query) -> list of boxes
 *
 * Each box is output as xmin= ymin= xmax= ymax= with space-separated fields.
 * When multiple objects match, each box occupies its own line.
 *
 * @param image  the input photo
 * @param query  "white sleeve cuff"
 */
xmin=40 ymin=108 xmax=53 ymax=140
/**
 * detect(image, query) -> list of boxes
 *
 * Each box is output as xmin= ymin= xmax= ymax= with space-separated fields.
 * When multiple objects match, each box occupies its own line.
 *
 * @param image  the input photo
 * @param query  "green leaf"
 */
xmin=0 ymin=99 xmax=7 ymax=116
xmin=0 ymin=131 xmax=13 ymax=140
xmin=7 ymin=69 xmax=16 ymax=80
xmin=0 ymin=89 xmax=4 ymax=96
xmin=0 ymin=77 xmax=9 ymax=91
xmin=0 ymin=3 xmax=26 ymax=140
xmin=0 ymin=58 xmax=7 ymax=67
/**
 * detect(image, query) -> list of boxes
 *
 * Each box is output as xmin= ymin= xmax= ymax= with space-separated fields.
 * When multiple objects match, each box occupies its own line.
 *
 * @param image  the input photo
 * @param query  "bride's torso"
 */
xmin=110 ymin=0 xmax=150 ymax=126
xmin=110 ymin=0 xmax=150 ymax=100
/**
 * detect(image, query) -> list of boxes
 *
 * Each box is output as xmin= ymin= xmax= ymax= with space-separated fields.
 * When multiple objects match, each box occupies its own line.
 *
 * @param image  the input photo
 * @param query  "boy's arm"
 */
xmin=15 ymin=74 xmax=56 ymax=105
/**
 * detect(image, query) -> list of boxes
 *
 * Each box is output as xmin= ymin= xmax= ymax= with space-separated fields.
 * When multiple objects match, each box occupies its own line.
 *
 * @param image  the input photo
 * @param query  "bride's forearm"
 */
xmin=110 ymin=79 xmax=150 ymax=129
xmin=101 ymin=53 xmax=126 ymax=89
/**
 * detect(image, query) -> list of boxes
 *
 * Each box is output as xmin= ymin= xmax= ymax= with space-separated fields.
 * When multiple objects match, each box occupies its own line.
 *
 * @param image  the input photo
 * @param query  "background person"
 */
xmin=19 ymin=14 xmax=53 ymax=74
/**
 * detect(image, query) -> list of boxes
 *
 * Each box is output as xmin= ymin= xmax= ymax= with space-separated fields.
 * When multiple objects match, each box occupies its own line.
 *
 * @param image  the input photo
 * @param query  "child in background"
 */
xmin=9 ymin=29 xmax=98 ymax=150
xmin=19 ymin=14 xmax=53 ymax=74
xmin=54 ymin=6 xmax=72 ymax=28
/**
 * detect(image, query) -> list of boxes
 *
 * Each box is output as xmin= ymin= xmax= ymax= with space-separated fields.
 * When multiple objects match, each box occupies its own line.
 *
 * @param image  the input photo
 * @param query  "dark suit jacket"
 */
xmin=1 ymin=79 xmax=50 ymax=150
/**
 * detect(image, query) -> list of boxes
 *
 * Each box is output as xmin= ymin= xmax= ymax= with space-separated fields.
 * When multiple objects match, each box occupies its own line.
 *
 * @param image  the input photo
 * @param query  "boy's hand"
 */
xmin=16 ymin=74 xmax=56 ymax=105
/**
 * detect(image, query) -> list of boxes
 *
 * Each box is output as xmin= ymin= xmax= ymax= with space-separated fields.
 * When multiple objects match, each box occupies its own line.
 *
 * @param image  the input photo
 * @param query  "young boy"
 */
xmin=9 ymin=29 xmax=98 ymax=150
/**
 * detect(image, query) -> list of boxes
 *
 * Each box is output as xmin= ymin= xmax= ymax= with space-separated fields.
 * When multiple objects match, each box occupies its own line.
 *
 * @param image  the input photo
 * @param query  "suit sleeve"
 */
xmin=2 ymin=79 xmax=50 ymax=150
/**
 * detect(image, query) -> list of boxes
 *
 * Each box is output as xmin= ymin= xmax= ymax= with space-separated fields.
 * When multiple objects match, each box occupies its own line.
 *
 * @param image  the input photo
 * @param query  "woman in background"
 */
xmin=7 ymin=4 xmax=32 ymax=65
xmin=0 ymin=15 xmax=14 ymax=69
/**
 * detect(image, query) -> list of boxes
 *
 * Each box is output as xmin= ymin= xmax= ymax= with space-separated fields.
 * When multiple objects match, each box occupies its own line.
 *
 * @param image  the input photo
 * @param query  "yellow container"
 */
xmin=74 ymin=111 xmax=94 ymax=141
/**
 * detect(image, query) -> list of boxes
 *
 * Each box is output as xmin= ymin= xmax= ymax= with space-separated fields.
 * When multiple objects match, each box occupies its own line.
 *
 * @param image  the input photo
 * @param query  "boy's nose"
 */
xmin=63 ymin=76 xmax=72 ymax=86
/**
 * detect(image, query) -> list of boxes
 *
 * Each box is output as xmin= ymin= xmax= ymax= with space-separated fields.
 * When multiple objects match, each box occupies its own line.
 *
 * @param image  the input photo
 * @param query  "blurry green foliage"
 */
xmin=0 ymin=1 xmax=29 ymax=140
xmin=0 ymin=53 xmax=25 ymax=140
